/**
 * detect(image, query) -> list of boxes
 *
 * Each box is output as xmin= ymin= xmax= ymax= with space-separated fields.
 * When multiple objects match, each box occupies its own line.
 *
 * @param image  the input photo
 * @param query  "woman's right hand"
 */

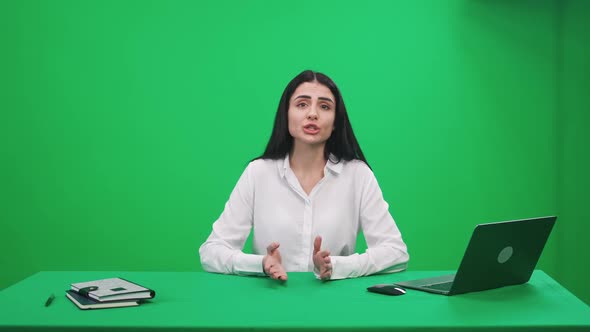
xmin=262 ymin=242 xmax=288 ymax=281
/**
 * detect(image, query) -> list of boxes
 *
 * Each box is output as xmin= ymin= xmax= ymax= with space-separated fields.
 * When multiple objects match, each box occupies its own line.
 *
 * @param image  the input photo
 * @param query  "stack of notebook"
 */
xmin=65 ymin=277 xmax=156 ymax=310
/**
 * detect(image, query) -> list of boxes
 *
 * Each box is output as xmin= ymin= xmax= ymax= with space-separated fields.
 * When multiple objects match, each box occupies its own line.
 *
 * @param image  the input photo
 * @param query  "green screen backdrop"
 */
xmin=1 ymin=0 xmax=588 ymax=304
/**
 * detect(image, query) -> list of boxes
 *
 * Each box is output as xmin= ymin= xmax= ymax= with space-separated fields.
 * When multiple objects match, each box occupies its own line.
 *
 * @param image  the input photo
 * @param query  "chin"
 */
xmin=298 ymin=138 xmax=328 ymax=147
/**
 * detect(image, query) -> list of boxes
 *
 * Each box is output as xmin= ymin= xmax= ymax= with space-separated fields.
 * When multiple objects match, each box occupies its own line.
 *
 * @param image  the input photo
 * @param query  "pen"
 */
xmin=45 ymin=293 xmax=55 ymax=307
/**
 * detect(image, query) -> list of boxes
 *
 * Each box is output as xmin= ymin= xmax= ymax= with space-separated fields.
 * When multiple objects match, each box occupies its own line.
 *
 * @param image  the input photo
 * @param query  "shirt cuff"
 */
xmin=232 ymin=252 xmax=266 ymax=276
xmin=327 ymin=255 xmax=351 ymax=280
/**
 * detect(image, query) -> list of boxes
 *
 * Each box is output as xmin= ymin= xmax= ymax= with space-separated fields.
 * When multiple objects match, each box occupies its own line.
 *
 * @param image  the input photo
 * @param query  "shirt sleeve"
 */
xmin=325 ymin=164 xmax=409 ymax=280
xmin=199 ymin=163 xmax=266 ymax=276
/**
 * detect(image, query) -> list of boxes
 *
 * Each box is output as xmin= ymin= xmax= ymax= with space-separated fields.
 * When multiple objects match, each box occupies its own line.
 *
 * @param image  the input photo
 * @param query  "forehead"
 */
xmin=291 ymin=82 xmax=335 ymax=101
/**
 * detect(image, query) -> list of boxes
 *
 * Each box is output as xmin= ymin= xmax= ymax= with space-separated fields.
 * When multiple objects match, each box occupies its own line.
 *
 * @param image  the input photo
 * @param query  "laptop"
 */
xmin=395 ymin=216 xmax=556 ymax=296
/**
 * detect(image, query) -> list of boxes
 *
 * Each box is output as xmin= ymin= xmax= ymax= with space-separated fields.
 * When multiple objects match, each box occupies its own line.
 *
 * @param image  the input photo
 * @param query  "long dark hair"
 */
xmin=256 ymin=70 xmax=370 ymax=168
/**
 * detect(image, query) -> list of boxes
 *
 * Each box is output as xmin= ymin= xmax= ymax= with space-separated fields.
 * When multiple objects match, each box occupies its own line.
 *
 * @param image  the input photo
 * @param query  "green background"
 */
xmin=1 ymin=0 xmax=588 ymax=305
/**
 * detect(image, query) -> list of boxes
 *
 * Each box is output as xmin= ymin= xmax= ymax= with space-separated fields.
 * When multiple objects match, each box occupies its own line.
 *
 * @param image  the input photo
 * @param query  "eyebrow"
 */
xmin=293 ymin=95 xmax=335 ymax=103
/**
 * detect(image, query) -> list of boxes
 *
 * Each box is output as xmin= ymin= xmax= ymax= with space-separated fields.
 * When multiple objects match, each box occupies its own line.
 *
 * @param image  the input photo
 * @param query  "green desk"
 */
xmin=0 ymin=270 xmax=589 ymax=331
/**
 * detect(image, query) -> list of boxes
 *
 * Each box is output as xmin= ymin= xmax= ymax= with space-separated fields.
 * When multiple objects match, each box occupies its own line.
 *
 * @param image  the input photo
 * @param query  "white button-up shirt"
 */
xmin=199 ymin=155 xmax=409 ymax=279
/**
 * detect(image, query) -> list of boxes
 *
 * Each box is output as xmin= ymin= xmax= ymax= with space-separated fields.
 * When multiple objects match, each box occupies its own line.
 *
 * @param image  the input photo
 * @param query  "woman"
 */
xmin=199 ymin=70 xmax=409 ymax=280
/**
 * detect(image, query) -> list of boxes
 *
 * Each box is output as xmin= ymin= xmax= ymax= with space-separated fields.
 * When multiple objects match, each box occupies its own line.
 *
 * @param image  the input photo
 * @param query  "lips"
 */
xmin=303 ymin=124 xmax=320 ymax=134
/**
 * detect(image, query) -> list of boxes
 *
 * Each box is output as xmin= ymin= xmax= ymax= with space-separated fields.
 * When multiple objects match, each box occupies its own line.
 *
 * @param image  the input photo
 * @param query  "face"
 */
xmin=288 ymin=81 xmax=336 ymax=148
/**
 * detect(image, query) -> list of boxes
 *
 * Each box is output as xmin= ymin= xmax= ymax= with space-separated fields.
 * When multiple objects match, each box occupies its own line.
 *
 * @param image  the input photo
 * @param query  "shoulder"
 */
xmin=339 ymin=159 xmax=374 ymax=179
xmin=247 ymin=158 xmax=279 ymax=170
xmin=244 ymin=158 xmax=281 ymax=177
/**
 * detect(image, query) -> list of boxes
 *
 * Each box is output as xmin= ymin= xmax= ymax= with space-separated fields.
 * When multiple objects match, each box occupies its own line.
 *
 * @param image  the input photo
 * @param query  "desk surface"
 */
xmin=0 ymin=270 xmax=589 ymax=332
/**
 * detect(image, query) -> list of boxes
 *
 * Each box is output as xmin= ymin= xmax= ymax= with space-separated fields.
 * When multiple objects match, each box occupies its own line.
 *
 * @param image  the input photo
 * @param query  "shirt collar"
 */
xmin=325 ymin=156 xmax=344 ymax=174
xmin=278 ymin=154 xmax=289 ymax=178
xmin=278 ymin=153 xmax=344 ymax=178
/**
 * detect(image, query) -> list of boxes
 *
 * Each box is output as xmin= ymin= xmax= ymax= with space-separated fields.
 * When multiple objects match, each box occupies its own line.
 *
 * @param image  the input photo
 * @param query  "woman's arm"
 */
xmin=198 ymin=164 xmax=266 ymax=276
xmin=327 ymin=165 xmax=409 ymax=279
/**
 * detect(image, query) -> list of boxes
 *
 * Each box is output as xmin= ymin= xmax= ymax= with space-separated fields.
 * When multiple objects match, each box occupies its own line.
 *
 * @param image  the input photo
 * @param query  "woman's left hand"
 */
xmin=313 ymin=236 xmax=332 ymax=280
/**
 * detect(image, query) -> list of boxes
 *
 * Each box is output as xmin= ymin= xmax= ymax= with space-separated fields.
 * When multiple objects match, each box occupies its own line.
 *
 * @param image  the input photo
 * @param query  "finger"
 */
xmin=323 ymin=256 xmax=331 ymax=264
xmin=278 ymin=269 xmax=287 ymax=280
xmin=271 ymin=269 xmax=283 ymax=279
xmin=267 ymin=242 xmax=280 ymax=254
xmin=270 ymin=266 xmax=281 ymax=276
xmin=321 ymin=250 xmax=330 ymax=257
xmin=313 ymin=236 xmax=322 ymax=254
xmin=275 ymin=271 xmax=288 ymax=281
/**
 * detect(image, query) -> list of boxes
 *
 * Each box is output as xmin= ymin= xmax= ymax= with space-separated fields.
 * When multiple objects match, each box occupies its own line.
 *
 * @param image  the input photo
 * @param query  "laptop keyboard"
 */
xmin=423 ymin=281 xmax=453 ymax=291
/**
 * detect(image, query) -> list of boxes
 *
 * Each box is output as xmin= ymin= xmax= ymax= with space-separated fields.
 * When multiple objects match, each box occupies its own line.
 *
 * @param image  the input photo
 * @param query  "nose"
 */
xmin=307 ymin=104 xmax=318 ymax=120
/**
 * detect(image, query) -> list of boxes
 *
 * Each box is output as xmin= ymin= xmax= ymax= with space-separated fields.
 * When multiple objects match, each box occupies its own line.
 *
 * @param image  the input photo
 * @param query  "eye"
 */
xmin=320 ymin=104 xmax=332 ymax=111
xmin=296 ymin=102 xmax=308 ymax=108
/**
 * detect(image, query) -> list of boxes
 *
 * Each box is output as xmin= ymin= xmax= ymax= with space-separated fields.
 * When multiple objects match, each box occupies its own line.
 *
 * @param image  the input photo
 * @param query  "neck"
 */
xmin=289 ymin=142 xmax=327 ymax=173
